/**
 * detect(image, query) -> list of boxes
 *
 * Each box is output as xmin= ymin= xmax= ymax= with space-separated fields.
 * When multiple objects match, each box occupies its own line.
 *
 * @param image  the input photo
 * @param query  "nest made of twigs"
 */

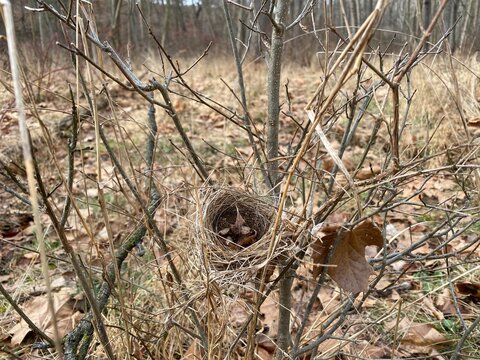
xmin=195 ymin=188 xmax=283 ymax=285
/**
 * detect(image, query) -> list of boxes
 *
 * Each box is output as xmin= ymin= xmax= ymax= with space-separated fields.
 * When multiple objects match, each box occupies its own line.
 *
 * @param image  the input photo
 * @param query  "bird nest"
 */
xmin=195 ymin=188 xmax=283 ymax=286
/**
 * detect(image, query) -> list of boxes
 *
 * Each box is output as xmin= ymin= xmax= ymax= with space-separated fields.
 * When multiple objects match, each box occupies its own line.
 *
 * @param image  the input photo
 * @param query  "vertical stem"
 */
xmin=275 ymin=262 xmax=294 ymax=359
xmin=267 ymin=1 xmax=293 ymax=359
xmin=266 ymin=0 xmax=290 ymax=195
xmin=391 ymin=84 xmax=400 ymax=167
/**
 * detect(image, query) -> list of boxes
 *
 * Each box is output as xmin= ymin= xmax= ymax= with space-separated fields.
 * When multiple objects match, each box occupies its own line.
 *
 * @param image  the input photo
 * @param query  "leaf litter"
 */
xmin=0 ymin=59 xmax=479 ymax=359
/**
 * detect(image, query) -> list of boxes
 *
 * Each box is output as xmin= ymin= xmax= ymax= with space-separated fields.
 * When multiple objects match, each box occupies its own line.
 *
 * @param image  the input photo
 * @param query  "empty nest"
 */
xmin=195 ymin=188 xmax=278 ymax=284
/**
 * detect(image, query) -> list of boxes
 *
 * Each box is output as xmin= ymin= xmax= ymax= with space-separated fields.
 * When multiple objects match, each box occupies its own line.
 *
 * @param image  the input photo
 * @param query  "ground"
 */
xmin=0 ymin=51 xmax=480 ymax=359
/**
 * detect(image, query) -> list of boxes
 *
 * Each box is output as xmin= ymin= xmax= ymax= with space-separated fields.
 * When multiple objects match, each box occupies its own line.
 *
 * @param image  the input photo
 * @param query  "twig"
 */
xmin=0 ymin=180 xmax=32 ymax=206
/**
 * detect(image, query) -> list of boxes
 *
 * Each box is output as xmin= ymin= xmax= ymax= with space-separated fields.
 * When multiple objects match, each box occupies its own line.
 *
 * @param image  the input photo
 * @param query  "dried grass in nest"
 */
xmin=194 ymin=188 xmax=284 ymax=286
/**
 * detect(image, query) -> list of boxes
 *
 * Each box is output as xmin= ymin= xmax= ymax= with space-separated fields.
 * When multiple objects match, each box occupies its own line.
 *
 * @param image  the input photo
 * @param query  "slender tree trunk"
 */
xmin=355 ymin=0 xmax=362 ymax=26
xmin=449 ymin=0 xmax=459 ymax=54
xmin=458 ymin=0 xmax=472 ymax=52
xmin=202 ymin=0 xmax=217 ymax=39
xmin=174 ymin=0 xmax=186 ymax=32
xmin=469 ymin=2 xmax=480 ymax=53
xmin=266 ymin=0 xmax=290 ymax=194
xmin=422 ymin=0 xmax=431 ymax=51
xmin=254 ymin=0 xmax=271 ymax=58
xmin=266 ymin=2 xmax=292 ymax=356
xmin=38 ymin=12 xmax=45 ymax=51
xmin=162 ymin=0 xmax=172 ymax=46
xmin=349 ymin=0 xmax=357 ymax=29
xmin=111 ymin=0 xmax=123 ymax=47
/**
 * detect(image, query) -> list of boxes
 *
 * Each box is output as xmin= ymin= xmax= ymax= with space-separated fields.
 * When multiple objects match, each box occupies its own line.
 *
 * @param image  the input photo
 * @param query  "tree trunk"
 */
xmin=422 ymin=0 xmax=431 ymax=51
xmin=449 ymin=0 xmax=459 ymax=54
xmin=111 ymin=0 xmax=123 ymax=47
xmin=162 ymin=0 xmax=172 ymax=46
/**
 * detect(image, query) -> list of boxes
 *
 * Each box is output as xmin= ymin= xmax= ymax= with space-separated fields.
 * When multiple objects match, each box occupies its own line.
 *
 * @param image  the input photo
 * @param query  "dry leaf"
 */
xmin=259 ymin=296 xmax=279 ymax=339
xmin=217 ymin=208 xmax=258 ymax=248
xmin=255 ymin=333 xmax=276 ymax=352
xmin=356 ymin=165 xmax=382 ymax=180
xmin=184 ymin=340 xmax=203 ymax=359
xmin=386 ymin=317 xmax=451 ymax=348
xmin=402 ymin=323 xmax=450 ymax=346
xmin=467 ymin=116 xmax=480 ymax=127
xmin=255 ymin=346 xmax=273 ymax=360
xmin=456 ymin=282 xmax=480 ymax=301
xmin=435 ymin=288 xmax=457 ymax=315
xmin=422 ymin=297 xmax=444 ymax=320
xmin=229 ymin=302 xmax=250 ymax=328
xmin=316 ymin=337 xmax=351 ymax=357
xmin=9 ymin=291 xmax=78 ymax=346
xmin=355 ymin=340 xmax=388 ymax=358
xmin=312 ymin=221 xmax=384 ymax=293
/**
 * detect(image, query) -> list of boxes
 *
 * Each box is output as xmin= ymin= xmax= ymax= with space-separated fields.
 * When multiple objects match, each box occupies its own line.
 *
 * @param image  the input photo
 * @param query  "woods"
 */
xmin=1 ymin=0 xmax=480 ymax=359
xmin=4 ymin=1 xmax=480 ymax=59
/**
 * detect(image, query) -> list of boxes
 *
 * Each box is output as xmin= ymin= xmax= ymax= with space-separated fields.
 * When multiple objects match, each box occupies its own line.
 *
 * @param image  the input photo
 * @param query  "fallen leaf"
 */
xmin=356 ymin=165 xmax=382 ymax=180
xmin=316 ymin=286 xmax=341 ymax=316
xmin=217 ymin=207 xmax=258 ymax=249
xmin=9 ymin=291 xmax=78 ymax=346
xmin=402 ymin=323 xmax=450 ymax=346
xmin=255 ymin=333 xmax=276 ymax=352
xmin=0 ymin=212 xmax=33 ymax=237
xmin=312 ymin=221 xmax=384 ymax=293
xmin=184 ymin=339 xmax=203 ymax=359
xmin=354 ymin=340 xmax=388 ymax=358
xmin=316 ymin=337 xmax=350 ymax=357
xmin=467 ymin=116 xmax=480 ymax=127
xmin=456 ymin=282 xmax=480 ymax=301
xmin=16 ymin=252 xmax=40 ymax=267
xmin=0 ymin=274 xmax=13 ymax=283
xmin=255 ymin=346 xmax=273 ymax=360
xmin=229 ymin=302 xmax=250 ymax=328
xmin=435 ymin=288 xmax=457 ymax=315
xmin=422 ymin=297 xmax=444 ymax=320
xmin=259 ymin=296 xmax=279 ymax=339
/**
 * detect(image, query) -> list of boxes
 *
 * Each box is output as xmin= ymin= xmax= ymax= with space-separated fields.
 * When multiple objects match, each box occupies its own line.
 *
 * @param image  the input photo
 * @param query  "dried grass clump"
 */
xmin=195 ymin=188 xmax=279 ymax=286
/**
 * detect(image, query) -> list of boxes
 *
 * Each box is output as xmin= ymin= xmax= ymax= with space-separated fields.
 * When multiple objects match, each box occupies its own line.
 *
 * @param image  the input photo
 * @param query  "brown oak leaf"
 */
xmin=456 ymin=282 xmax=480 ymax=302
xmin=312 ymin=220 xmax=384 ymax=293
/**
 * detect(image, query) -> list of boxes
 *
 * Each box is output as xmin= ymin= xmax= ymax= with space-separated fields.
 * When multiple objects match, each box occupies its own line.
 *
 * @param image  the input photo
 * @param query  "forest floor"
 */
xmin=0 ymin=52 xmax=480 ymax=359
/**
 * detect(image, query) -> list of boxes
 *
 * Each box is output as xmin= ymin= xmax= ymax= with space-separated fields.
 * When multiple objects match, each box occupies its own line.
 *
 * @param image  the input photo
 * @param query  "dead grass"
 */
xmin=1 ymin=52 xmax=479 ymax=359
